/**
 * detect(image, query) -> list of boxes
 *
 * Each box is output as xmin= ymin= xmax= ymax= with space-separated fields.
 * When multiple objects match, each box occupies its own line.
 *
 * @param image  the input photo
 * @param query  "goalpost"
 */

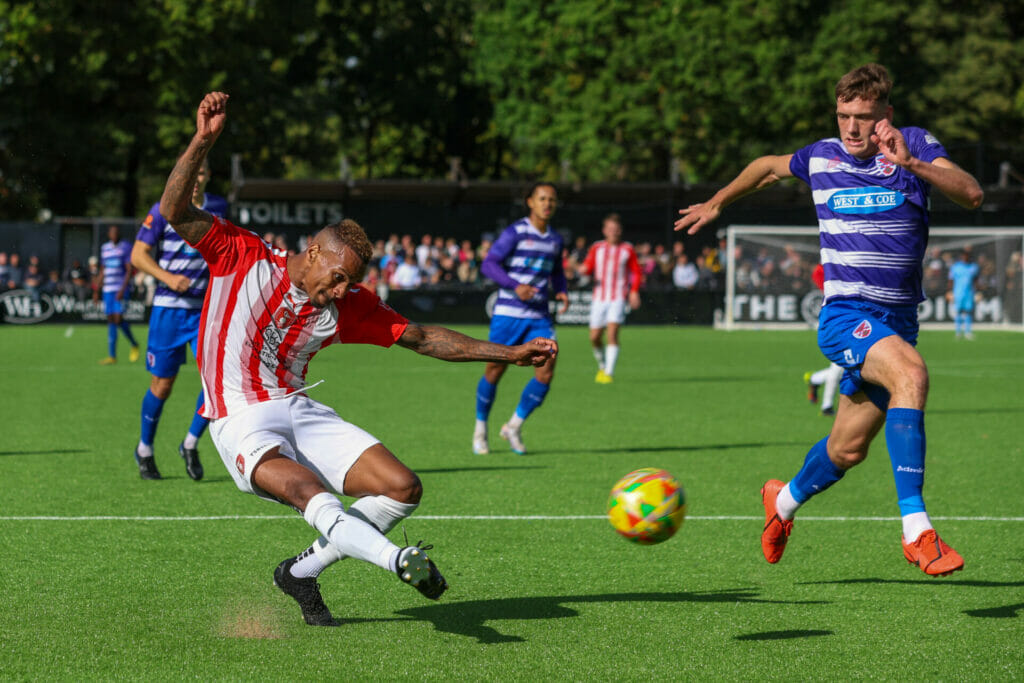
xmin=720 ymin=225 xmax=1024 ymax=331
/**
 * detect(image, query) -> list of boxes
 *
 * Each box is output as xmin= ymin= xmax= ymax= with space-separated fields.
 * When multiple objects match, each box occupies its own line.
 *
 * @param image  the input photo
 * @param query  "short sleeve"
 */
xmin=789 ymin=144 xmax=814 ymax=185
xmin=336 ymin=286 xmax=409 ymax=347
xmin=193 ymin=216 xmax=266 ymax=277
xmin=906 ymin=127 xmax=948 ymax=165
xmin=135 ymin=204 xmax=164 ymax=246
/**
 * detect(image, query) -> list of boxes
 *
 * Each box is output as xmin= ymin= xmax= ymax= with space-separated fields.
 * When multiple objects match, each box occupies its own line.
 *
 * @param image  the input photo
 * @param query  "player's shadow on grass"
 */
xmin=384 ymin=589 xmax=830 ymax=644
xmin=634 ymin=375 xmax=758 ymax=384
xmin=0 ymin=448 xmax=88 ymax=457
xmin=542 ymin=441 xmax=806 ymax=456
xmin=964 ymin=603 xmax=1024 ymax=619
xmin=734 ymin=629 xmax=833 ymax=641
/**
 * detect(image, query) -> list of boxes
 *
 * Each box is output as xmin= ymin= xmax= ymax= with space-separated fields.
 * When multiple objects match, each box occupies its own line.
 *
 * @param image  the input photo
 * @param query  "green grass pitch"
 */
xmin=0 ymin=323 xmax=1021 ymax=680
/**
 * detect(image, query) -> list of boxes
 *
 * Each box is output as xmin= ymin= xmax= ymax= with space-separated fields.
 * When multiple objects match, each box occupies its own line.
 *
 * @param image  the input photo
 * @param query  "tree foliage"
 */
xmin=0 ymin=0 xmax=1021 ymax=219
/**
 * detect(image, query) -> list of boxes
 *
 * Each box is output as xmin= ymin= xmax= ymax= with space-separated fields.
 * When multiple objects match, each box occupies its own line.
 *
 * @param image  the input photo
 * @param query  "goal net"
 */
xmin=721 ymin=225 xmax=1024 ymax=330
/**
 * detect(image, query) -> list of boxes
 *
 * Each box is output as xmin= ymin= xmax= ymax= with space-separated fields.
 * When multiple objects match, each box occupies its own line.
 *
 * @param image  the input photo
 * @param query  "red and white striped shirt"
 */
xmin=191 ymin=217 xmax=408 ymax=419
xmin=581 ymin=240 xmax=643 ymax=302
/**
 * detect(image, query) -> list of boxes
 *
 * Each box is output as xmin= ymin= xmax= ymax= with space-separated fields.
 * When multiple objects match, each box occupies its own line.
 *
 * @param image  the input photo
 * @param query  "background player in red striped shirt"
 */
xmin=160 ymin=92 xmax=558 ymax=626
xmin=580 ymin=214 xmax=643 ymax=383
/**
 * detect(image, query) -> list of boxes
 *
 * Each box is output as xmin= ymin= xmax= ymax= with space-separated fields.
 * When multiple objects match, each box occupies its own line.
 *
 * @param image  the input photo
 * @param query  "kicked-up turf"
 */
xmin=0 ymin=323 xmax=1021 ymax=680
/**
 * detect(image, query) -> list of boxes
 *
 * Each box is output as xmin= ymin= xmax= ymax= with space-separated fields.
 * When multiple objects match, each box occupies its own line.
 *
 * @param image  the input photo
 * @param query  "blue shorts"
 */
xmin=488 ymin=314 xmax=556 ymax=346
xmin=102 ymin=292 xmax=123 ymax=316
xmin=146 ymin=306 xmax=202 ymax=378
xmin=817 ymin=299 xmax=919 ymax=410
xmin=953 ymin=293 xmax=974 ymax=313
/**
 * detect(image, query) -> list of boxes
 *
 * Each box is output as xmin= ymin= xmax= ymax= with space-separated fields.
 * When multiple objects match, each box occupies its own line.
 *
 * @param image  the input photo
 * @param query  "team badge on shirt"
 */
xmin=875 ymin=156 xmax=897 ymax=177
xmin=274 ymin=306 xmax=297 ymax=329
xmin=235 ymin=454 xmax=246 ymax=475
xmin=852 ymin=320 xmax=873 ymax=339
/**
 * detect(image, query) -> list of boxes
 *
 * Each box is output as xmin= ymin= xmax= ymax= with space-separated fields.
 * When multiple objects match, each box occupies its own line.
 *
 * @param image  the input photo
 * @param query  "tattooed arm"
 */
xmin=160 ymin=92 xmax=230 ymax=245
xmin=396 ymin=323 xmax=557 ymax=366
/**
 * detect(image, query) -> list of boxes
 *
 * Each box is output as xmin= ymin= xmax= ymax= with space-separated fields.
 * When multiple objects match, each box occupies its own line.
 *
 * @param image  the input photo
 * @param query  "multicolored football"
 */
xmin=607 ymin=468 xmax=687 ymax=544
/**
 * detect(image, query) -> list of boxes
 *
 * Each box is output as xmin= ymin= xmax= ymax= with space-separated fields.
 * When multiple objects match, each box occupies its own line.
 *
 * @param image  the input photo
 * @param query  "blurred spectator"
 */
xmin=42 ymin=269 xmax=62 ymax=296
xmin=570 ymin=235 xmax=588 ymax=264
xmin=7 ymin=252 xmax=23 ymax=289
xmin=273 ymin=234 xmax=290 ymax=254
xmin=88 ymin=255 xmax=101 ymax=299
xmin=415 ymin=234 xmax=433 ymax=269
xmin=672 ymin=253 xmax=698 ymax=289
xmin=262 ymin=231 xmax=275 ymax=245
xmin=458 ymin=239 xmax=475 ymax=265
xmin=22 ymin=263 xmax=44 ymax=300
xmin=696 ymin=255 xmax=717 ymax=290
xmin=0 ymin=252 xmax=9 ymax=291
xmin=391 ymin=253 xmax=423 ymax=289
xmin=433 ymin=255 xmax=459 ymax=286
xmin=445 ymin=237 xmax=459 ymax=261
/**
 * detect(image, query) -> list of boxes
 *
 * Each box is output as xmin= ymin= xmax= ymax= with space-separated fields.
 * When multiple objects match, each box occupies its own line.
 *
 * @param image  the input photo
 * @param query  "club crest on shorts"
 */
xmin=235 ymin=454 xmax=245 ymax=475
xmin=852 ymin=320 xmax=873 ymax=339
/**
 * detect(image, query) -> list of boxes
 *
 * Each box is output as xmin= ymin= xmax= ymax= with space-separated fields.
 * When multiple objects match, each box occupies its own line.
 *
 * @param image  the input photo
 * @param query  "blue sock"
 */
xmin=788 ymin=436 xmax=846 ymax=504
xmin=189 ymin=390 xmax=209 ymax=439
xmin=886 ymin=408 xmax=926 ymax=516
xmin=515 ymin=378 xmax=550 ymax=420
xmin=119 ymin=320 xmax=138 ymax=347
xmin=107 ymin=324 xmax=117 ymax=357
xmin=476 ymin=377 xmax=497 ymax=421
xmin=141 ymin=389 xmax=166 ymax=446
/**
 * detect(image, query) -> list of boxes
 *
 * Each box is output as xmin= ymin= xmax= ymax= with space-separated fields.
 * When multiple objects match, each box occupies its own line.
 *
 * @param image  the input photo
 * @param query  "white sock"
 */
xmin=136 ymin=441 xmax=153 ymax=458
xmin=289 ymin=542 xmax=330 ymax=578
xmin=902 ymin=512 xmax=933 ymax=542
xmin=810 ymin=368 xmax=830 ymax=385
xmin=605 ymin=345 xmax=620 ymax=376
xmin=592 ymin=346 xmax=605 ymax=371
xmin=182 ymin=432 xmax=199 ymax=450
xmin=821 ymin=364 xmax=843 ymax=410
xmin=349 ymin=495 xmax=418 ymax=535
xmin=508 ymin=413 xmax=524 ymax=429
xmin=775 ymin=483 xmax=801 ymax=521
xmin=474 ymin=419 xmax=487 ymax=437
xmin=303 ymin=492 xmax=398 ymax=572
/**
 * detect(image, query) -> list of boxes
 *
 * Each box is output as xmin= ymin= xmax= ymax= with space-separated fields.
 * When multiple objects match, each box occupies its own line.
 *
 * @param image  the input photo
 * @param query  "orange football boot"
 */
xmin=761 ymin=479 xmax=793 ymax=564
xmin=902 ymin=529 xmax=964 ymax=576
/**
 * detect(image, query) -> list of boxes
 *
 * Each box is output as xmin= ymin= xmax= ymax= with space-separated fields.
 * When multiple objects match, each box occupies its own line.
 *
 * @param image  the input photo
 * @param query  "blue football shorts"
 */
xmin=146 ymin=306 xmax=202 ymax=378
xmin=488 ymin=314 xmax=556 ymax=346
xmin=817 ymin=299 xmax=919 ymax=411
xmin=102 ymin=291 xmax=123 ymax=316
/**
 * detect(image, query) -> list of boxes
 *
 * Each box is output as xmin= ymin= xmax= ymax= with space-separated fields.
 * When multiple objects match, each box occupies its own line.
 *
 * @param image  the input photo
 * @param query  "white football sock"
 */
xmin=810 ymin=368 xmax=830 ymax=385
xmin=592 ymin=346 xmax=605 ymax=371
xmin=474 ymin=419 xmax=487 ymax=436
xmin=775 ymin=483 xmax=801 ymax=521
xmin=349 ymin=495 xmax=419 ymax=535
xmin=821 ymin=363 xmax=843 ymax=411
xmin=605 ymin=345 xmax=620 ymax=376
xmin=182 ymin=432 xmax=199 ymax=450
xmin=507 ymin=413 xmax=524 ymax=429
xmin=136 ymin=441 xmax=153 ymax=458
xmin=902 ymin=512 xmax=933 ymax=543
xmin=303 ymin=492 xmax=398 ymax=571
xmin=289 ymin=542 xmax=330 ymax=578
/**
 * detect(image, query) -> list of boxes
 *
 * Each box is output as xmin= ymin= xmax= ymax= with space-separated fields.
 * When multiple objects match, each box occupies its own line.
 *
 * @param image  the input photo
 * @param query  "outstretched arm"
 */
xmin=674 ymin=154 xmax=794 ymax=235
xmin=873 ymin=120 xmax=984 ymax=210
xmin=396 ymin=323 xmax=557 ymax=366
xmin=160 ymin=91 xmax=229 ymax=245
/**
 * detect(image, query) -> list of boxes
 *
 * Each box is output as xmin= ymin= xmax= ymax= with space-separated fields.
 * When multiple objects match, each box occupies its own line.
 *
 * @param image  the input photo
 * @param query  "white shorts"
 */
xmin=208 ymin=394 xmax=380 ymax=503
xmin=589 ymin=299 xmax=627 ymax=329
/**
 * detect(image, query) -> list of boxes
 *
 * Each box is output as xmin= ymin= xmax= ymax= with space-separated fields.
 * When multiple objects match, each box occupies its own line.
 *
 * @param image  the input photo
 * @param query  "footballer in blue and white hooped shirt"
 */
xmin=473 ymin=182 xmax=568 ymax=456
xmin=673 ymin=63 xmax=984 ymax=577
xmin=130 ymin=155 xmax=229 ymax=481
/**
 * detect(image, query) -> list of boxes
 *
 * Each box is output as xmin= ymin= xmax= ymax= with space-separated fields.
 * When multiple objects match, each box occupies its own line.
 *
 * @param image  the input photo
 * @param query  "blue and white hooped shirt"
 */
xmin=789 ymin=127 xmax=947 ymax=307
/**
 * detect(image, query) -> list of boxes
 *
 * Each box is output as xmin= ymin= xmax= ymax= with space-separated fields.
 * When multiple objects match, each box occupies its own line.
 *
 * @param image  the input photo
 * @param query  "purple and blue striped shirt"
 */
xmin=135 ymin=194 xmax=229 ymax=309
xmin=482 ymin=217 xmax=568 ymax=320
xmin=789 ymin=127 xmax=947 ymax=307
xmin=100 ymin=240 xmax=132 ymax=294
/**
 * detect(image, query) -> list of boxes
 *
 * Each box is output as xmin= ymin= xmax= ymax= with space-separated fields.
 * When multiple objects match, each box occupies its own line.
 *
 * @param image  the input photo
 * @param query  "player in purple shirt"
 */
xmin=96 ymin=224 xmax=140 ymax=365
xmin=473 ymin=182 xmax=569 ymax=455
xmin=130 ymin=157 xmax=228 ymax=480
xmin=675 ymin=64 xmax=983 ymax=576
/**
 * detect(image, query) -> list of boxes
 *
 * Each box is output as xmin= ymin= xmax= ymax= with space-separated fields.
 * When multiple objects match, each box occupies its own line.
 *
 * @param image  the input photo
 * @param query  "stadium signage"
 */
xmin=732 ymin=291 xmax=1006 ymax=325
xmin=0 ymin=290 xmax=148 ymax=324
xmin=233 ymin=201 xmax=343 ymax=228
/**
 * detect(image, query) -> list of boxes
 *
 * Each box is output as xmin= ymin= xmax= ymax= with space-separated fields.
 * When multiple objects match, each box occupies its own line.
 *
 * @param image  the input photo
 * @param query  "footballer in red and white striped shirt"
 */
xmin=580 ymin=214 xmax=643 ymax=383
xmin=159 ymin=91 xmax=559 ymax=626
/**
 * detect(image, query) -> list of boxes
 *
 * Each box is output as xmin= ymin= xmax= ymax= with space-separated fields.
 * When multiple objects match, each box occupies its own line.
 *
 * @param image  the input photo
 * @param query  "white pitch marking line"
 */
xmin=0 ymin=515 xmax=1021 ymax=522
